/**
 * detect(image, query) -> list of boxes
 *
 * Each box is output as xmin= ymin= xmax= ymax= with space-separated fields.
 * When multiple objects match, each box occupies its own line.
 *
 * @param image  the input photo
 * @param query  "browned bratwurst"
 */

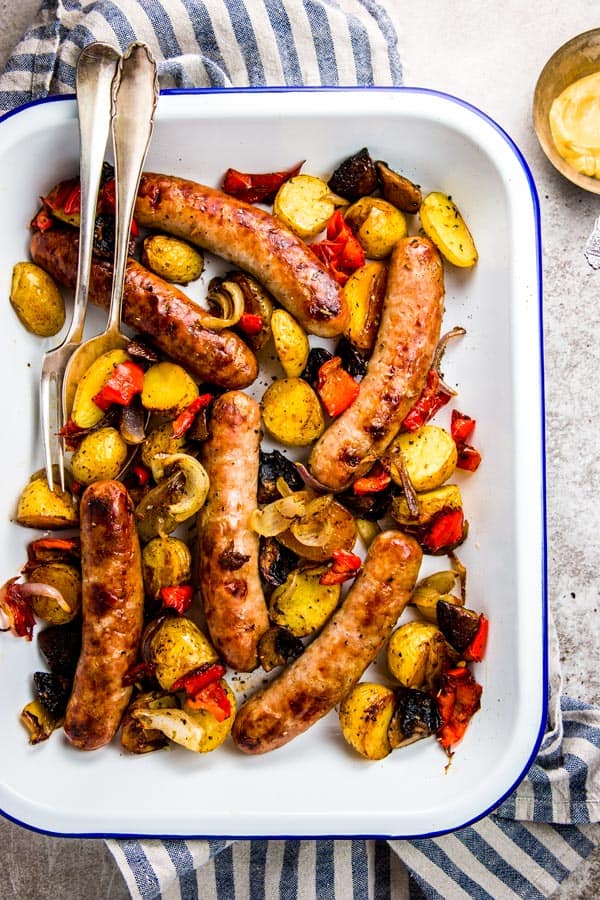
xmin=232 ymin=530 xmax=422 ymax=754
xmin=29 ymin=229 xmax=257 ymax=390
xmin=134 ymin=173 xmax=349 ymax=338
xmin=197 ymin=391 xmax=269 ymax=672
xmin=64 ymin=481 xmax=144 ymax=751
xmin=309 ymin=236 xmax=445 ymax=491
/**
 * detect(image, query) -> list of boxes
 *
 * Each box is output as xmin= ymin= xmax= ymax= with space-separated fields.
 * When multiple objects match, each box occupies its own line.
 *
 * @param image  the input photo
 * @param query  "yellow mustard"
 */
xmin=549 ymin=71 xmax=600 ymax=178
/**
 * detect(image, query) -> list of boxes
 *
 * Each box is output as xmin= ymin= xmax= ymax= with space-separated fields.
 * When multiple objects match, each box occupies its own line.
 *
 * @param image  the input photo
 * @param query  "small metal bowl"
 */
xmin=533 ymin=28 xmax=600 ymax=193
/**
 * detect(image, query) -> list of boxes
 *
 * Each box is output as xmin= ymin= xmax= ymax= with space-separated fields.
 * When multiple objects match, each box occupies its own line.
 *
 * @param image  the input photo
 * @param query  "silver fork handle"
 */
xmin=64 ymin=42 xmax=120 ymax=346
xmin=107 ymin=43 xmax=159 ymax=336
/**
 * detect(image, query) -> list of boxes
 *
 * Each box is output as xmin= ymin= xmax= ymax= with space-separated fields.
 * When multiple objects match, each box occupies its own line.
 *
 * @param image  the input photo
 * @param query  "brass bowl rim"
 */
xmin=533 ymin=27 xmax=600 ymax=194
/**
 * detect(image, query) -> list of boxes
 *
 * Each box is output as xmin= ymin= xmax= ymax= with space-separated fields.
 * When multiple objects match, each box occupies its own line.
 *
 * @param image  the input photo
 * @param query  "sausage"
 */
xmin=64 ymin=480 xmax=144 ymax=750
xmin=197 ymin=391 xmax=269 ymax=671
xmin=29 ymin=229 xmax=258 ymax=390
xmin=308 ymin=236 xmax=445 ymax=491
xmin=232 ymin=530 xmax=422 ymax=754
xmin=134 ymin=173 xmax=349 ymax=338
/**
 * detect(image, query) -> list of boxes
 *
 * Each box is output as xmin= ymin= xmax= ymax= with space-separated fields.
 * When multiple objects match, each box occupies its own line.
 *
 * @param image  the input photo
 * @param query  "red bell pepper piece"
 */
xmin=0 ymin=578 xmax=36 ymax=640
xmin=92 ymin=361 xmax=144 ymax=411
xmin=436 ymin=666 xmax=482 ymax=750
xmin=456 ymin=445 xmax=482 ymax=472
xmin=122 ymin=660 xmax=157 ymax=686
xmin=451 ymin=409 xmax=482 ymax=472
xmin=186 ymin=679 xmax=232 ymax=721
xmin=319 ymin=548 xmax=362 ymax=585
xmin=238 ymin=312 xmax=264 ymax=335
xmin=131 ymin=464 xmax=151 ymax=487
xmin=30 ymin=207 xmax=54 ymax=232
xmin=63 ymin=184 xmax=81 ymax=216
xmin=463 ymin=614 xmax=489 ymax=662
xmin=171 ymin=662 xmax=226 ymax=695
xmin=27 ymin=537 xmax=80 ymax=559
xmin=402 ymin=369 xmax=453 ymax=432
xmin=222 ymin=160 xmax=304 ymax=204
xmin=311 ymin=210 xmax=365 ymax=285
xmin=159 ymin=585 xmax=194 ymax=615
xmin=352 ymin=463 xmax=391 ymax=495
xmin=171 ymin=394 xmax=213 ymax=438
xmin=421 ymin=507 xmax=465 ymax=554
xmin=317 ymin=356 xmax=360 ymax=417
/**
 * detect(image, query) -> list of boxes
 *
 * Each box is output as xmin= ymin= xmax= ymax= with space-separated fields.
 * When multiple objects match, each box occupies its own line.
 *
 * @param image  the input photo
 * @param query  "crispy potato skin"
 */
xmin=198 ymin=391 xmax=269 ymax=672
xmin=232 ymin=530 xmax=422 ymax=754
xmin=29 ymin=229 xmax=257 ymax=390
xmin=309 ymin=236 xmax=445 ymax=491
xmin=134 ymin=173 xmax=349 ymax=337
xmin=64 ymin=481 xmax=144 ymax=751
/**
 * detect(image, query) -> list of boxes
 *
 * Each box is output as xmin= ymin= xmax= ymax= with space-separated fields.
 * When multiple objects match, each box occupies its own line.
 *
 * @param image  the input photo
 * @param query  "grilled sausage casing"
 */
xmin=29 ymin=229 xmax=258 ymax=390
xmin=64 ymin=480 xmax=144 ymax=751
xmin=232 ymin=530 xmax=422 ymax=754
xmin=134 ymin=173 xmax=349 ymax=338
xmin=309 ymin=236 xmax=445 ymax=491
xmin=198 ymin=391 xmax=269 ymax=672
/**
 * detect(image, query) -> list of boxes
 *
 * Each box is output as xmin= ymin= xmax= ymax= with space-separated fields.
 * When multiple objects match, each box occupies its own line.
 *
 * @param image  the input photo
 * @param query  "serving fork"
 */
xmin=40 ymin=42 xmax=120 ymax=492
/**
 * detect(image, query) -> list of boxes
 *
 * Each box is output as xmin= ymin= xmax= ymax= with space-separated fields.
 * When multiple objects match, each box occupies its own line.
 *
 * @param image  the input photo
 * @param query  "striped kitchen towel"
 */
xmin=0 ymin=2 xmax=598 ymax=898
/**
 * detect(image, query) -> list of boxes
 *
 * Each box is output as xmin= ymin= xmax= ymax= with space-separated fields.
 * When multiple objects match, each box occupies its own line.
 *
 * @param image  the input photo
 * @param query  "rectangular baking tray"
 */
xmin=0 ymin=87 xmax=546 ymax=839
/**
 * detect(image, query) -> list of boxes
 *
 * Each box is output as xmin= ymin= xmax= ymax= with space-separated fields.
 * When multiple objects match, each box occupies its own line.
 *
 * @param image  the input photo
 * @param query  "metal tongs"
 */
xmin=39 ymin=42 xmax=119 ymax=492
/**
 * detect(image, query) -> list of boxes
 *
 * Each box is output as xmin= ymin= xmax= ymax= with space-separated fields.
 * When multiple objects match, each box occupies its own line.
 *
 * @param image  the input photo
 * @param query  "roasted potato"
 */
xmin=142 ymin=234 xmax=204 ymax=283
xmin=70 ymin=426 xmax=129 ymax=484
xmin=391 ymin=483 xmax=463 ymax=528
xmin=344 ymin=197 xmax=407 ymax=259
xmin=27 ymin=562 xmax=81 ymax=625
xmin=140 ymin=422 xmax=187 ymax=469
xmin=339 ymin=682 xmax=395 ymax=760
xmin=389 ymin=426 xmax=458 ymax=493
xmin=10 ymin=262 xmax=65 ymax=337
xmin=386 ymin=621 xmax=452 ymax=691
xmin=132 ymin=682 xmax=236 ymax=753
xmin=271 ymin=308 xmax=310 ymax=377
xmin=279 ymin=495 xmax=357 ymax=562
xmin=342 ymin=260 xmax=387 ymax=354
xmin=121 ymin=690 xmax=179 ymax=754
xmin=141 ymin=362 xmax=199 ymax=416
xmin=375 ymin=161 xmax=422 ymax=214
xmin=410 ymin=570 xmax=463 ymax=623
xmin=269 ymin=568 xmax=341 ymax=637
xmin=15 ymin=471 xmax=78 ymax=530
xmin=142 ymin=536 xmax=192 ymax=599
xmin=273 ymin=174 xmax=344 ymax=239
xmin=328 ymin=147 xmax=378 ymax=201
xmin=70 ymin=348 xmax=131 ymax=428
xmin=261 ymin=377 xmax=325 ymax=446
xmin=419 ymin=192 xmax=478 ymax=268
xmin=144 ymin=616 xmax=218 ymax=690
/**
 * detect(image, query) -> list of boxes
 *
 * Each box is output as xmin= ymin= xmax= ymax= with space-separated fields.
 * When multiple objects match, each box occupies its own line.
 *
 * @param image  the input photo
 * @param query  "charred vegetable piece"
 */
xmin=119 ymin=398 xmax=147 ymax=445
xmin=436 ymin=599 xmax=480 ymax=652
xmin=93 ymin=213 xmax=116 ymax=259
xmin=37 ymin=621 xmax=82 ymax=677
xmin=338 ymin=481 xmax=396 ymax=522
xmin=391 ymin=484 xmax=463 ymax=528
xmin=335 ymin=336 xmax=367 ymax=380
xmin=20 ymin=700 xmax=60 ymax=744
xmin=375 ymin=161 xmax=422 ymax=214
xmin=132 ymin=683 xmax=236 ymax=753
xmin=301 ymin=346 xmax=334 ymax=389
xmin=259 ymin=536 xmax=299 ymax=587
xmin=339 ymin=682 xmax=396 ymax=760
xmin=402 ymin=369 xmax=454 ymax=433
xmin=141 ymin=422 xmax=187 ymax=469
xmin=278 ymin=495 xmax=357 ymax=562
xmin=121 ymin=690 xmax=179 ymax=754
xmin=0 ymin=578 xmax=37 ymax=639
xmin=257 ymin=625 xmax=304 ymax=672
xmin=387 ymin=687 xmax=441 ymax=750
xmin=32 ymin=671 xmax=71 ymax=718
xmin=135 ymin=469 xmax=187 ymax=542
xmin=316 ymin=356 xmax=360 ymax=417
xmin=328 ymin=147 xmax=378 ymax=200
xmin=258 ymin=449 xmax=304 ymax=504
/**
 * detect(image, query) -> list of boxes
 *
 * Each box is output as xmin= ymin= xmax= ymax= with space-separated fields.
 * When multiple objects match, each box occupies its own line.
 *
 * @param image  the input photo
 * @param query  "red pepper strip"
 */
xmin=92 ymin=361 xmax=145 ymax=411
xmin=0 ymin=578 xmax=36 ymax=640
xmin=352 ymin=463 xmax=391 ymax=495
xmin=317 ymin=356 xmax=360 ymax=417
xmin=64 ymin=184 xmax=81 ymax=216
xmin=402 ymin=369 xmax=453 ymax=432
xmin=58 ymin=418 xmax=88 ymax=450
xmin=436 ymin=666 xmax=482 ymax=750
xmin=319 ymin=548 xmax=362 ymax=585
xmin=159 ymin=585 xmax=194 ymax=615
xmin=463 ymin=614 xmax=489 ymax=663
xmin=132 ymin=464 xmax=151 ymax=487
xmin=30 ymin=207 xmax=54 ymax=232
xmin=421 ymin=507 xmax=465 ymax=554
xmin=43 ymin=176 xmax=79 ymax=213
xmin=456 ymin=444 xmax=482 ymax=472
xmin=310 ymin=210 xmax=365 ymax=285
xmin=171 ymin=662 xmax=226 ymax=695
xmin=171 ymin=393 xmax=213 ymax=438
xmin=222 ymin=160 xmax=304 ymax=204
xmin=451 ymin=409 xmax=476 ymax=444
xmin=186 ymin=679 xmax=232 ymax=721
xmin=238 ymin=312 xmax=264 ymax=335
xmin=122 ymin=660 xmax=157 ymax=686
xmin=27 ymin=537 xmax=80 ymax=560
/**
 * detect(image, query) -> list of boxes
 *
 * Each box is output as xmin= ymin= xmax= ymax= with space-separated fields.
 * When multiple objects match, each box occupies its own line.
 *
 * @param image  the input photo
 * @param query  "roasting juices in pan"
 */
xmin=4 ymin=146 xmax=485 ymax=764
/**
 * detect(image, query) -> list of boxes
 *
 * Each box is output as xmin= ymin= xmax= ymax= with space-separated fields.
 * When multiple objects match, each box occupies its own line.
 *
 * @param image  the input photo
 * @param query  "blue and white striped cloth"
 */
xmin=1 ymin=3 xmax=598 ymax=898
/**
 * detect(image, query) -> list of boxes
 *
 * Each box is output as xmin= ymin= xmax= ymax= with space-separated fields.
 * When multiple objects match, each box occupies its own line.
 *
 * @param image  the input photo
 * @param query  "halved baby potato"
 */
xmin=70 ymin=348 xmax=131 ymax=428
xmin=342 ymin=260 xmax=387 ymax=354
xmin=15 ymin=470 xmax=78 ymax=530
xmin=271 ymin=308 xmax=310 ymax=377
xmin=274 ymin=174 xmax=345 ymax=239
xmin=141 ymin=361 xmax=199 ymax=417
xmin=419 ymin=192 xmax=478 ymax=268
xmin=339 ymin=682 xmax=396 ymax=760
xmin=389 ymin=425 xmax=457 ymax=492
xmin=386 ymin=621 xmax=450 ymax=692
xmin=261 ymin=377 xmax=325 ymax=446
xmin=391 ymin=483 xmax=463 ymax=528
xmin=344 ymin=197 xmax=407 ymax=259
xmin=269 ymin=568 xmax=341 ymax=637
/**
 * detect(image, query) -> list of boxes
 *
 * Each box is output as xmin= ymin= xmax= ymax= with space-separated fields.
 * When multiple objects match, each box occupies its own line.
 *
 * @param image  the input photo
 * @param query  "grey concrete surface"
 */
xmin=1 ymin=2 xmax=599 ymax=898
